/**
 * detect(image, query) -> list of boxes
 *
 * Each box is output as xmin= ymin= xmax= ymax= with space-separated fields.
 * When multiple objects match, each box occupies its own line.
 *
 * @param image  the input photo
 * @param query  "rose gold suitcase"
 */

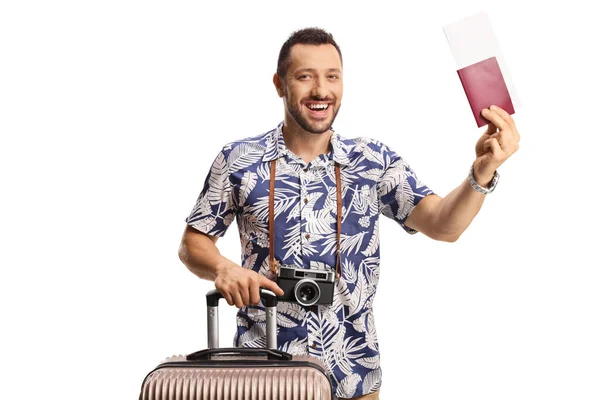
xmin=139 ymin=289 xmax=334 ymax=400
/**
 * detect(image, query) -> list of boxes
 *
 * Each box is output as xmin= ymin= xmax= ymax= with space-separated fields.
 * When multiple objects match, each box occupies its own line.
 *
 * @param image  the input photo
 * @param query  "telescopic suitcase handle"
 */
xmin=204 ymin=288 xmax=278 ymax=350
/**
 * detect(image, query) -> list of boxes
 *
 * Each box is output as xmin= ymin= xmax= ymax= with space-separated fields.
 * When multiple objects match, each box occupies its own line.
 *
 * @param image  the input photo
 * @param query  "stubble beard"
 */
xmin=284 ymin=89 xmax=340 ymax=135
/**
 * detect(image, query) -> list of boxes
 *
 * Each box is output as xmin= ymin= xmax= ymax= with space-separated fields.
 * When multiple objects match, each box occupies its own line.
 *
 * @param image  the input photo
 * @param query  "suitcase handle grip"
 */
xmin=206 ymin=288 xmax=278 ymax=307
xmin=205 ymin=288 xmax=278 ymax=350
xmin=186 ymin=347 xmax=292 ymax=361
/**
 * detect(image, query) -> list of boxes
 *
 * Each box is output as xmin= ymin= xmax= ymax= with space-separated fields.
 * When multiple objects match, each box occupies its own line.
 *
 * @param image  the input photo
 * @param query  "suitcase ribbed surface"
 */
xmin=141 ymin=360 xmax=332 ymax=400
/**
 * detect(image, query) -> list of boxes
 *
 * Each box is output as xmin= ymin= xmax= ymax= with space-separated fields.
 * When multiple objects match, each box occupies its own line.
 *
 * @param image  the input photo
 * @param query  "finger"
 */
xmin=216 ymin=282 xmax=234 ymax=305
xmin=492 ymin=106 xmax=520 ymax=143
xmin=490 ymin=131 xmax=506 ymax=148
xmin=481 ymin=109 xmax=507 ymax=131
xmin=222 ymin=291 xmax=234 ymax=306
xmin=498 ymin=133 xmax=520 ymax=155
xmin=484 ymin=137 xmax=503 ymax=158
xmin=249 ymin=280 xmax=261 ymax=305
xmin=259 ymin=275 xmax=284 ymax=296
xmin=490 ymin=105 xmax=517 ymax=131
xmin=239 ymin=285 xmax=251 ymax=307
xmin=484 ymin=121 xmax=497 ymax=135
xmin=231 ymin=291 xmax=244 ymax=308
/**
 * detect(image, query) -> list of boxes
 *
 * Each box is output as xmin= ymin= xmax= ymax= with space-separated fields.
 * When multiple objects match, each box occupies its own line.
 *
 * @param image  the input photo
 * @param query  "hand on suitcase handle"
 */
xmin=213 ymin=262 xmax=284 ymax=308
xmin=206 ymin=288 xmax=278 ymax=307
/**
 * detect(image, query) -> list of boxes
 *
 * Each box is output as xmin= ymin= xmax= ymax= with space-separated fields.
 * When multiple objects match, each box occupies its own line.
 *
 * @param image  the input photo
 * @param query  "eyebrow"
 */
xmin=294 ymin=68 xmax=342 ymax=74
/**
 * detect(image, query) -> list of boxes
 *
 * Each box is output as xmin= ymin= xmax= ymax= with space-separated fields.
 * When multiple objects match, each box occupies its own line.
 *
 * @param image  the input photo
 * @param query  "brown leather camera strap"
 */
xmin=269 ymin=160 xmax=343 ymax=280
xmin=269 ymin=160 xmax=278 ymax=274
xmin=335 ymin=162 xmax=342 ymax=279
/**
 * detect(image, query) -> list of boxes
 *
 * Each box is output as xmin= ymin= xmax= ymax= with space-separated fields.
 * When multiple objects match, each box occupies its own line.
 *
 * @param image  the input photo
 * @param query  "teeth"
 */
xmin=308 ymin=104 xmax=329 ymax=110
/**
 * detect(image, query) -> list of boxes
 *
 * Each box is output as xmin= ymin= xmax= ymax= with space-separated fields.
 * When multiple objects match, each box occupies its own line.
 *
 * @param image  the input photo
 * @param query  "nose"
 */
xmin=311 ymin=75 xmax=328 ymax=99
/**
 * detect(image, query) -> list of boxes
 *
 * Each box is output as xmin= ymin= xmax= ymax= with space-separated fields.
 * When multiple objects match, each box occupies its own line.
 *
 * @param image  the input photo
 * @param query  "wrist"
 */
xmin=213 ymin=256 xmax=234 ymax=279
xmin=473 ymin=170 xmax=494 ymax=188
xmin=468 ymin=163 xmax=499 ymax=194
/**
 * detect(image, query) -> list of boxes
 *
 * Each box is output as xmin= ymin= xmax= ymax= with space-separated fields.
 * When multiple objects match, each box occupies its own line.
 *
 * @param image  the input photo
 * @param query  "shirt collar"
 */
xmin=262 ymin=121 xmax=350 ymax=166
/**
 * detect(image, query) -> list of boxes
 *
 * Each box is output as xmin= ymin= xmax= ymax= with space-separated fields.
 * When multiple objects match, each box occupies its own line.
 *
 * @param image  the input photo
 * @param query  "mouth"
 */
xmin=304 ymin=102 xmax=332 ymax=119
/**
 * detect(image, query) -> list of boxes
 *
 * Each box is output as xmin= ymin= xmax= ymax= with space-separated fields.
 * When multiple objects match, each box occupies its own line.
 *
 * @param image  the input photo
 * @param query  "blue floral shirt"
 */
xmin=185 ymin=122 xmax=434 ymax=398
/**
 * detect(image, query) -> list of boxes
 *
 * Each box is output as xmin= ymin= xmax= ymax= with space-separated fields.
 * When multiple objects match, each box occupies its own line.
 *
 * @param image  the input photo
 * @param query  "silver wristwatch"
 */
xmin=468 ymin=163 xmax=499 ymax=194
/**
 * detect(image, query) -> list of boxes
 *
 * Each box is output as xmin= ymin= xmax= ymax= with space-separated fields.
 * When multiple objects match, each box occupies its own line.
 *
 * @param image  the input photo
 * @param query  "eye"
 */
xmin=328 ymin=74 xmax=340 ymax=80
xmin=298 ymin=74 xmax=311 ymax=80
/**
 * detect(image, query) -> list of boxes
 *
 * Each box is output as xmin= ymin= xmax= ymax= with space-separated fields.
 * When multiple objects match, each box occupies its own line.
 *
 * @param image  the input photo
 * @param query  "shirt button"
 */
xmin=303 ymin=198 xmax=308 ymax=204
xmin=311 ymin=343 xmax=317 ymax=349
xmin=305 ymin=233 xmax=310 ymax=239
xmin=303 ymin=168 xmax=308 ymax=172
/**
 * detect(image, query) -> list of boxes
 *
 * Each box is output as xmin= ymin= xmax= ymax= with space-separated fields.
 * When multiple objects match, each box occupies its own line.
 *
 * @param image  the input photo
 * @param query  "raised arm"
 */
xmin=405 ymin=105 xmax=520 ymax=241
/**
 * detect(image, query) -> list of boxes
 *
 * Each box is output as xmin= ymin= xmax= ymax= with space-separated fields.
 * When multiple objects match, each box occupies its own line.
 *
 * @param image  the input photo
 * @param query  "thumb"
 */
xmin=259 ymin=275 xmax=284 ymax=296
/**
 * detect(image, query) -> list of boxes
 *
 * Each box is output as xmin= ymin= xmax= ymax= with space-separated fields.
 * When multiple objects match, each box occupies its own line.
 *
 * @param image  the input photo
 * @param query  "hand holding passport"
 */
xmin=457 ymin=56 xmax=515 ymax=127
xmin=444 ymin=11 xmax=520 ymax=127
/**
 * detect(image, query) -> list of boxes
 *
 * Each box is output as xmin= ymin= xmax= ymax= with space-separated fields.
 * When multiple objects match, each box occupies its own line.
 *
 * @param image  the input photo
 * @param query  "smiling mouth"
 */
xmin=305 ymin=102 xmax=332 ymax=119
xmin=306 ymin=103 xmax=330 ymax=111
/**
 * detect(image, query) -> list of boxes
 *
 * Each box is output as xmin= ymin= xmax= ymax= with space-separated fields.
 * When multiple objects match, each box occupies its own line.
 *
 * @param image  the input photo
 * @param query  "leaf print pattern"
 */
xmin=247 ymin=187 xmax=299 ymax=223
xmin=339 ymin=374 xmax=361 ymax=398
xmin=362 ymin=144 xmax=385 ymax=166
xmin=352 ymin=314 xmax=367 ymax=333
xmin=276 ymin=302 xmax=305 ymax=327
xmin=358 ymin=168 xmax=384 ymax=182
xmin=333 ymin=272 xmax=352 ymax=313
xmin=365 ymin=311 xmax=378 ymax=351
xmin=362 ymin=369 xmax=382 ymax=395
xmin=195 ymin=215 xmax=217 ymax=232
xmin=207 ymin=151 xmax=230 ymax=206
xmin=356 ymin=355 xmax=380 ymax=370
xmin=185 ymin=121 xmax=434 ymax=398
xmin=239 ymin=171 xmax=257 ymax=207
xmin=236 ymin=322 xmax=267 ymax=348
xmin=280 ymin=338 xmax=308 ymax=355
xmin=362 ymin=220 xmax=379 ymax=257
xmin=340 ymin=231 xmax=368 ymax=255
xmin=242 ymin=253 xmax=258 ymax=270
xmin=228 ymin=143 xmax=264 ymax=172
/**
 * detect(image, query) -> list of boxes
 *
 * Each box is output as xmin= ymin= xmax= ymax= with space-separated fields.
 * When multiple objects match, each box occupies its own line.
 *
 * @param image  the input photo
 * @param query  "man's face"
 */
xmin=277 ymin=44 xmax=343 ymax=134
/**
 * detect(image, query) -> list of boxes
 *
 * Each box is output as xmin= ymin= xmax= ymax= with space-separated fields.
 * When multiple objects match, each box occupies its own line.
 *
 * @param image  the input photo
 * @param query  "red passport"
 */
xmin=457 ymin=56 xmax=515 ymax=127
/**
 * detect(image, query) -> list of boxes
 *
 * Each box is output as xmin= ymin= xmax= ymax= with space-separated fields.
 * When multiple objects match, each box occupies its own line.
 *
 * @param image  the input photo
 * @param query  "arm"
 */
xmin=405 ymin=105 xmax=520 ymax=242
xmin=178 ymin=225 xmax=283 ymax=307
xmin=178 ymin=225 xmax=226 ymax=281
xmin=404 ymin=182 xmax=484 ymax=242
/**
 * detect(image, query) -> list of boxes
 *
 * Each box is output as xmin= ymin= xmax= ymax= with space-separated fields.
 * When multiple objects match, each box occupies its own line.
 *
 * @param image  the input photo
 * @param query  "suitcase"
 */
xmin=139 ymin=288 xmax=335 ymax=400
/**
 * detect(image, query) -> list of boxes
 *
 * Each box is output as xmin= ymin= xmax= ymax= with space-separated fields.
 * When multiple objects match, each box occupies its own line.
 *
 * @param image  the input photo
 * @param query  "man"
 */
xmin=178 ymin=27 xmax=519 ymax=400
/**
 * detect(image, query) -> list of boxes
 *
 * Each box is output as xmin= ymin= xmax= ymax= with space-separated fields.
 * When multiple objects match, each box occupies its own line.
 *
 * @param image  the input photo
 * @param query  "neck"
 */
xmin=282 ymin=119 xmax=332 ymax=165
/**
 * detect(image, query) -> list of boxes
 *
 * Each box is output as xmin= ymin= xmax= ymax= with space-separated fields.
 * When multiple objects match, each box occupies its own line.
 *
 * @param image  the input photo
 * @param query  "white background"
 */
xmin=1 ymin=1 xmax=599 ymax=399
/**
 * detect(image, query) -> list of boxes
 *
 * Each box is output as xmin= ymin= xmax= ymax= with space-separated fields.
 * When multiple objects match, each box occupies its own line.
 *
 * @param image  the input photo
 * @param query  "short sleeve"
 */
xmin=377 ymin=150 xmax=434 ymax=234
xmin=185 ymin=149 xmax=237 ymax=237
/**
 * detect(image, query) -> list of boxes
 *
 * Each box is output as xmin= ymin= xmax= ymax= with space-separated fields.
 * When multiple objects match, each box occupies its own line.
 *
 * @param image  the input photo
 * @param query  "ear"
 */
xmin=273 ymin=73 xmax=284 ymax=98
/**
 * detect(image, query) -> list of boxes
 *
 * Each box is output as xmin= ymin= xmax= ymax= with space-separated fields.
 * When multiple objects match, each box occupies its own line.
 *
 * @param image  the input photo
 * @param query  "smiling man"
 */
xmin=179 ymin=27 xmax=520 ymax=399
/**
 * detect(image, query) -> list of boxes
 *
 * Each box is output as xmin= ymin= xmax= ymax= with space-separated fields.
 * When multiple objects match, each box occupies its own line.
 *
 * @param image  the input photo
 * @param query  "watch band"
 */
xmin=468 ymin=163 xmax=499 ymax=194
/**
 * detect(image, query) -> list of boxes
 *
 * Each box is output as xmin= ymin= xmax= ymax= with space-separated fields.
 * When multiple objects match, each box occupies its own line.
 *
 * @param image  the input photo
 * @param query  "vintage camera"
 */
xmin=276 ymin=265 xmax=335 ymax=307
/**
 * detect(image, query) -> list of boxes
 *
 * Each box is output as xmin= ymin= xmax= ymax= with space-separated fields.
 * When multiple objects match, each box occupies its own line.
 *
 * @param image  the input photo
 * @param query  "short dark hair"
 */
xmin=277 ymin=27 xmax=343 ymax=78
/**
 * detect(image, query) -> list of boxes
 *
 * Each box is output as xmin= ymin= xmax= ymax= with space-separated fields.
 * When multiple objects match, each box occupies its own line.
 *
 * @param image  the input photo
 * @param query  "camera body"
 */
xmin=276 ymin=264 xmax=335 ymax=307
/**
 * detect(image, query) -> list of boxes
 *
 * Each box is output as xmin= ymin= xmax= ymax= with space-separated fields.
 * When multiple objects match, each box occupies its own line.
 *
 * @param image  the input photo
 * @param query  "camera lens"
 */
xmin=300 ymin=285 xmax=315 ymax=301
xmin=294 ymin=279 xmax=321 ymax=307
